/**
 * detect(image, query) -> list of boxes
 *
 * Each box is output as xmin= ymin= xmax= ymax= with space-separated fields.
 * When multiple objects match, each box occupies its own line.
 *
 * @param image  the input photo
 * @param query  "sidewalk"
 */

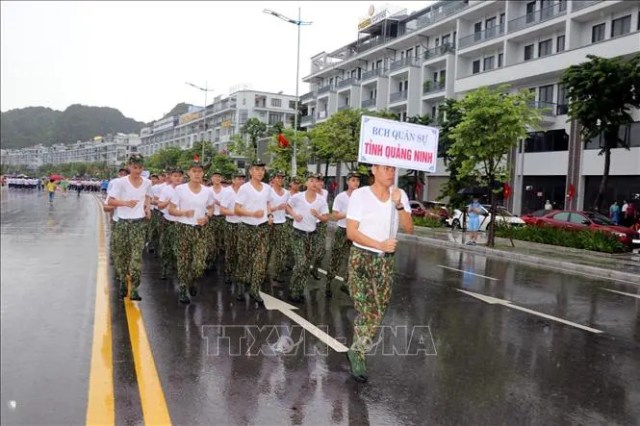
xmin=399 ymin=226 xmax=640 ymax=285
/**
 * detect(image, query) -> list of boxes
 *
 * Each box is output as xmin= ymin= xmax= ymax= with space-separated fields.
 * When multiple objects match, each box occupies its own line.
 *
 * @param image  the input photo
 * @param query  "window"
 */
xmin=569 ymin=213 xmax=588 ymax=225
xmin=591 ymin=23 xmax=605 ymax=43
xmin=552 ymin=212 xmax=570 ymax=222
xmin=435 ymin=37 xmax=440 ymax=47
xmin=498 ymin=53 xmax=504 ymax=67
xmin=539 ymin=85 xmax=554 ymax=105
xmin=556 ymin=84 xmax=567 ymax=114
xmin=538 ymin=39 xmax=552 ymax=57
xmin=441 ymin=34 xmax=450 ymax=46
xmin=474 ymin=22 xmax=482 ymax=41
xmin=431 ymin=106 xmax=437 ymax=118
xmin=440 ymin=70 xmax=446 ymax=85
xmin=485 ymin=17 xmax=497 ymax=38
xmin=483 ymin=56 xmax=495 ymax=71
xmin=271 ymin=98 xmax=282 ymax=107
xmin=406 ymin=48 xmax=413 ymax=58
xmin=289 ymin=100 xmax=296 ymax=109
xmin=499 ymin=13 xmax=505 ymax=27
xmin=611 ymin=15 xmax=631 ymax=37
xmin=526 ymin=2 xmax=536 ymax=23
xmin=557 ymin=35 xmax=565 ymax=52
xmin=472 ymin=60 xmax=481 ymax=74
xmin=524 ymin=44 xmax=534 ymax=61
xmin=559 ymin=0 xmax=567 ymax=12
xmin=540 ymin=0 xmax=552 ymax=19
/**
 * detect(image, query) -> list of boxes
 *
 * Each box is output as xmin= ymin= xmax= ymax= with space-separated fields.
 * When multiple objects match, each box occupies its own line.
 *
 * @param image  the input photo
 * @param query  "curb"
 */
xmin=397 ymin=232 xmax=640 ymax=285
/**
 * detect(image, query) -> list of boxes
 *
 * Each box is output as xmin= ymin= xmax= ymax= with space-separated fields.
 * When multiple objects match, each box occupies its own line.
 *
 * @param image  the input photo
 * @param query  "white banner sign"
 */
xmin=358 ymin=116 xmax=439 ymax=173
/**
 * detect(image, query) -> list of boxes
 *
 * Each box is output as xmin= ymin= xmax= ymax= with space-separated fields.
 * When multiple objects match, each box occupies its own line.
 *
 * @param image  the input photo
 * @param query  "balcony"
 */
xmin=389 ymin=91 xmax=408 ymax=103
xmin=361 ymin=68 xmax=387 ymax=82
xmin=529 ymin=101 xmax=557 ymax=116
xmin=317 ymin=110 xmax=328 ymax=120
xmin=389 ymin=56 xmax=419 ymax=72
xmin=361 ymin=98 xmax=376 ymax=108
xmin=318 ymin=84 xmax=335 ymax=95
xmin=337 ymin=77 xmax=358 ymax=89
xmin=572 ymin=0 xmax=601 ymax=12
xmin=556 ymin=103 xmax=568 ymax=115
xmin=423 ymin=43 xmax=456 ymax=61
xmin=508 ymin=2 xmax=567 ymax=33
xmin=423 ymin=81 xmax=446 ymax=94
xmin=414 ymin=1 xmax=468 ymax=30
xmin=338 ymin=104 xmax=350 ymax=111
xmin=459 ymin=24 xmax=505 ymax=49
xmin=301 ymin=115 xmax=315 ymax=126
xmin=300 ymin=91 xmax=316 ymax=102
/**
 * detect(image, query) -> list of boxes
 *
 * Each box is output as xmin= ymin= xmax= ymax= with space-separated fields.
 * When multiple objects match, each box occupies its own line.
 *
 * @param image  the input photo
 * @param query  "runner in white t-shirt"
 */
xmin=106 ymin=154 xmax=152 ymax=301
xmin=156 ymin=169 xmax=184 ymax=280
xmin=146 ymin=173 xmax=164 ymax=254
xmin=344 ymin=165 xmax=413 ymax=383
xmin=205 ymin=169 xmax=227 ymax=269
xmin=267 ymin=170 xmax=290 ymax=284
xmin=325 ymin=171 xmax=361 ymax=298
xmin=311 ymin=177 xmax=330 ymax=279
xmin=219 ymin=169 xmax=246 ymax=288
xmin=105 ymin=168 xmax=129 ymax=265
xmin=234 ymin=160 xmax=273 ymax=305
xmin=284 ymin=176 xmax=303 ymax=271
xmin=286 ymin=173 xmax=329 ymax=303
xmin=167 ymin=161 xmax=215 ymax=304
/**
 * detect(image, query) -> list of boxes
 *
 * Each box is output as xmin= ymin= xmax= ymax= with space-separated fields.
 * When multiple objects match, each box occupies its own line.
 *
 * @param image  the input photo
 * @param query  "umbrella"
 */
xmin=49 ymin=174 xmax=63 ymax=182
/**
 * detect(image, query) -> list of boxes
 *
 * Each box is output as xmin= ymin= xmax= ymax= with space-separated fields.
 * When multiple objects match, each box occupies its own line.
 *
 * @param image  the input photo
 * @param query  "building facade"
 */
xmin=138 ymin=89 xmax=298 ymax=159
xmin=301 ymin=0 xmax=640 ymax=213
xmin=1 ymin=133 xmax=140 ymax=170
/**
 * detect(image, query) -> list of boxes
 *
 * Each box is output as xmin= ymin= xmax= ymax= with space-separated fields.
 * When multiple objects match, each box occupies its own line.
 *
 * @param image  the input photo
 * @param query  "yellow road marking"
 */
xmin=124 ymin=300 xmax=172 ymax=425
xmin=86 ymin=199 xmax=115 ymax=425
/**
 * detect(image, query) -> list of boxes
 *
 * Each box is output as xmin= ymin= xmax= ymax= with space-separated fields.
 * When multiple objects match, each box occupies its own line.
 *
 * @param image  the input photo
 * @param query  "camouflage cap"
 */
xmin=346 ymin=172 xmax=361 ymax=180
xmin=288 ymin=176 xmax=302 ymax=185
xmin=250 ymin=158 xmax=266 ymax=167
xmin=170 ymin=168 xmax=184 ymax=175
xmin=127 ymin=153 xmax=144 ymax=165
xmin=210 ymin=168 xmax=223 ymax=176
xmin=233 ymin=169 xmax=247 ymax=178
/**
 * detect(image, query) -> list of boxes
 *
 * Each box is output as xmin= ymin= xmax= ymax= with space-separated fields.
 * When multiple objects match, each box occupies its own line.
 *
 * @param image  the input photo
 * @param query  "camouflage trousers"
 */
xmin=267 ymin=222 xmax=288 ymax=279
xmin=347 ymin=246 xmax=395 ymax=362
xmin=205 ymin=215 xmax=226 ymax=265
xmin=224 ymin=222 xmax=241 ymax=283
xmin=326 ymin=226 xmax=351 ymax=282
xmin=160 ymin=218 xmax=177 ymax=272
xmin=285 ymin=218 xmax=295 ymax=268
xmin=238 ymin=223 xmax=270 ymax=296
xmin=112 ymin=219 xmax=148 ymax=289
xmin=312 ymin=221 xmax=328 ymax=270
xmin=174 ymin=222 xmax=209 ymax=288
xmin=146 ymin=209 xmax=162 ymax=250
xmin=290 ymin=229 xmax=316 ymax=298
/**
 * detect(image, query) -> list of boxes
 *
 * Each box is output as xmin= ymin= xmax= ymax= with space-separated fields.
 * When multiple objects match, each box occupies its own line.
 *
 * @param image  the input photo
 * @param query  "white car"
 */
xmin=446 ymin=204 xmax=525 ymax=231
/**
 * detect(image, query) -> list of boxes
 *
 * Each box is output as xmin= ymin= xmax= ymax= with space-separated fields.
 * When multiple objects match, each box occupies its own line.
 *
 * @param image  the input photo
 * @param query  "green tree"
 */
xmin=560 ymin=54 xmax=640 ymax=211
xmin=229 ymin=118 xmax=268 ymax=162
xmin=449 ymin=86 xmax=540 ymax=247
xmin=265 ymin=128 xmax=311 ymax=176
xmin=177 ymin=141 xmax=216 ymax=171
xmin=146 ymin=146 xmax=183 ymax=172
xmin=403 ymin=114 xmax=434 ymax=199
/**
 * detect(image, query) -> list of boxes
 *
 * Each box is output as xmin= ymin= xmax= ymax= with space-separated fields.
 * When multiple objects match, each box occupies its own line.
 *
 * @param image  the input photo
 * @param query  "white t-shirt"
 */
xmin=159 ymin=184 xmax=178 ymax=221
xmin=346 ymin=186 xmax=410 ymax=254
xmin=316 ymin=189 xmax=329 ymax=223
xmin=288 ymin=191 xmax=329 ymax=232
xmin=107 ymin=176 xmax=152 ymax=220
xmin=332 ymin=191 xmax=352 ymax=229
xmin=170 ymin=183 xmax=215 ymax=226
xmin=220 ymin=186 xmax=241 ymax=224
xmin=106 ymin=180 xmax=119 ymax=222
xmin=235 ymin=181 xmax=272 ymax=226
xmin=270 ymin=187 xmax=290 ymax=224
xmin=211 ymin=185 xmax=225 ymax=216
xmin=285 ymin=190 xmax=299 ymax=219
xmin=150 ymin=183 xmax=165 ymax=210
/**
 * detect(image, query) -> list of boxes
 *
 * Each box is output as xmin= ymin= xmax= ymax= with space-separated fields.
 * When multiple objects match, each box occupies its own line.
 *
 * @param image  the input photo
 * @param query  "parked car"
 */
xmin=410 ymin=200 xmax=450 ymax=224
xmin=521 ymin=209 xmax=559 ymax=225
xmin=528 ymin=210 xmax=640 ymax=247
xmin=446 ymin=205 xmax=526 ymax=230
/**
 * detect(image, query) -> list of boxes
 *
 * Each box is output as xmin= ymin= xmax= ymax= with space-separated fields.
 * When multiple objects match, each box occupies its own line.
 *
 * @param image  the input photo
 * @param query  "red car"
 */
xmin=531 ymin=210 xmax=639 ymax=247
xmin=521 ymin=209 xmax=559 ymax=225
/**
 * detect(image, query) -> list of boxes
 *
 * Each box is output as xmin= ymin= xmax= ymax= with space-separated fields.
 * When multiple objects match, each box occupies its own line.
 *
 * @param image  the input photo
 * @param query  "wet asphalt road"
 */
xmin=1 ymin=188 xmax=639 ymax=426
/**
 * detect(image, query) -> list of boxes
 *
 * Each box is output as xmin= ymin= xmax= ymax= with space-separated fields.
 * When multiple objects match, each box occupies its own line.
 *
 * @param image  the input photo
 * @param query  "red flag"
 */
xmin=194 ymin=154 xmax=200 ymax=162
xmin=503 ymin=182 xmax=512 ymax=199
xmin=568 ymin=183 xmax=575 ymax=199
xmin=278 ymin=133 xmax=289 ymax=148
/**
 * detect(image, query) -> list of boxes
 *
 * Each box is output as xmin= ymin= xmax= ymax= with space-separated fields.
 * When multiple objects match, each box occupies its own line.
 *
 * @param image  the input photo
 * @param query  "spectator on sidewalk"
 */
xmin=609 ymin=201 xmax=621 ymax=225
xmin=466 ymin=197 xmax=482 ymax=245
xmin=544 ymin=200 xmax=552 ymax=211
xmin=625 ymin=202 xmax=636 ymax=227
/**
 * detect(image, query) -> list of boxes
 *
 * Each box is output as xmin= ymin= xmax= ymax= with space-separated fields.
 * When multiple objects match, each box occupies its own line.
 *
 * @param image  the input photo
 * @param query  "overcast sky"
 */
xmin=1 ymin=1 xmax=430 ymax=123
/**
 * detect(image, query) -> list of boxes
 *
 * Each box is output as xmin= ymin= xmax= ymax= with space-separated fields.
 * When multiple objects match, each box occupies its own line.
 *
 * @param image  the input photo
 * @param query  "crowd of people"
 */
xmin=104 ymin=154 xmax=413 ymax=382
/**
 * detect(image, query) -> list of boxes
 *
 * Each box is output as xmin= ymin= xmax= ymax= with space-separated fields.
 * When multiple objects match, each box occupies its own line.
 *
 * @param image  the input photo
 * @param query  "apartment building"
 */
xmin=301 ymin=0 xmax=640 ymax=214
xmin=1 ymin=133 xmax=140 ymax=170
xmin=139 ymin=89 xmax=298 ymax=160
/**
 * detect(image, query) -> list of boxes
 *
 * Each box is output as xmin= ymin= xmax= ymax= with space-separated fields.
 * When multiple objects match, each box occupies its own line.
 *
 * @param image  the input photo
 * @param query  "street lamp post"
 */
xmin=263 ymin=8 xmax=312 ymax=177
xmin=185 ymin=82 xmax=215 ymax=162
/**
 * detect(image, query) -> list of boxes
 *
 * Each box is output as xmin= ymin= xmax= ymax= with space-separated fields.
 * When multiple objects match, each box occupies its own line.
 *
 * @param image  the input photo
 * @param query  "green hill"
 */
xmin=0 ymin=104 xmax=145 ymax=149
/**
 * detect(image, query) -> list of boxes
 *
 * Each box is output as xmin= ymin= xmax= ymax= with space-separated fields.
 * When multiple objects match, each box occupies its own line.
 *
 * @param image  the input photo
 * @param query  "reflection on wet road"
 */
xmin=1 ymin=190 xmax=639 ymax=425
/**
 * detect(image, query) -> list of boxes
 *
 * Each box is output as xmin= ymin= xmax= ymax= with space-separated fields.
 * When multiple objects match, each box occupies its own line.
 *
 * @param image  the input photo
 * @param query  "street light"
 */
xmin=263 ymin=8 xmax=312 ymax=177
xmin=185 ymin=81 xmax=215 ymax=162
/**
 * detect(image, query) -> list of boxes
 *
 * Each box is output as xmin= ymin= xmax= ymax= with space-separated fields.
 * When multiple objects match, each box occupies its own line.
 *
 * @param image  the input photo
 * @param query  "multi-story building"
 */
xmin=301 ymin=0 xmax=640 ymax=213
xmin=139 ymin=89 xmax=298 ymax=160
xmin=1 ymin=133 xmax=140 ymax=170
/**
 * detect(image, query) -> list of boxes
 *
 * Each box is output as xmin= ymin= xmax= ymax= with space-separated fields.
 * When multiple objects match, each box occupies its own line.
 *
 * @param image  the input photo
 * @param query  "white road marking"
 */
xmin=600 ymin=288 xmax=640 ymax=300
xmin=438 ymin=265 xmax=499 ymax=281
xmin=261 ymin=292 xmax=349 ymax=353
xmin=457 ymin=289 xmax=603 ymax=334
